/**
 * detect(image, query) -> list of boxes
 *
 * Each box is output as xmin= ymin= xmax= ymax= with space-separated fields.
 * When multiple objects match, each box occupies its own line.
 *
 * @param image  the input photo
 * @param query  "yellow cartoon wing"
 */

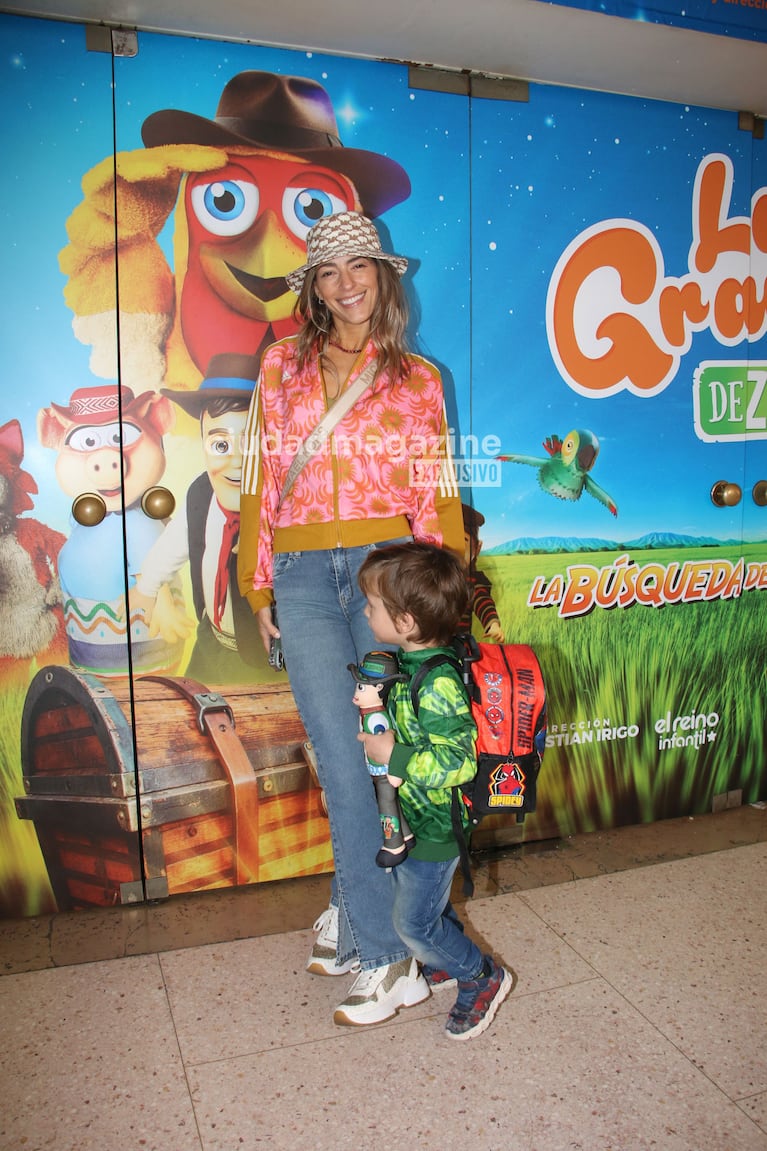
xmin=58 ymin=143 xmax=229 ymax=387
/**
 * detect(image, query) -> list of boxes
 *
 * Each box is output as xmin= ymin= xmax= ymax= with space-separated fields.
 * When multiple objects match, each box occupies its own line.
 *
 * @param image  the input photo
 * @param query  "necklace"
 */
xmin=328 ymin=334 xmax=364 ymax=355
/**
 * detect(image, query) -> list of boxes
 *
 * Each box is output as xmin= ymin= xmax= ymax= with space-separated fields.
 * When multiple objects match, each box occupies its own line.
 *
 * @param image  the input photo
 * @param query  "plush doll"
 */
xmin=348 ymin=651 xmax=414 ymax=868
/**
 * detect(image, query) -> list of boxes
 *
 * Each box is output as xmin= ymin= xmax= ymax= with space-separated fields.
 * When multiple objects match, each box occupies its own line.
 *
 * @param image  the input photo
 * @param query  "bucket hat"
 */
xmin=161 ymin=352 xmax=260 ymax=417
xmin=348 ymin=650 xmax=405 ymax=688
xmin=142 ymin=71 xmax=410 ymax=219
xmin=285 ymin=212 xmax=408 ymax=294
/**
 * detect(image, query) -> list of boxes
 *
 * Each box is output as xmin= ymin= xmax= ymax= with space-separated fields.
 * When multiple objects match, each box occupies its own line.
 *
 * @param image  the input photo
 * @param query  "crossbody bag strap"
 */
xmin=277 ymin=358 xmax=378 ymax=510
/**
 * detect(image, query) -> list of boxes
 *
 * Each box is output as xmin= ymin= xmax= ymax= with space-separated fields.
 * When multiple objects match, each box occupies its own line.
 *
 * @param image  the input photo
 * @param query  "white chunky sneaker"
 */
xmin=306 ymin=906 xmax=358 ymax=976
xmin=333 ymin=957 xmax=430 ymax=1026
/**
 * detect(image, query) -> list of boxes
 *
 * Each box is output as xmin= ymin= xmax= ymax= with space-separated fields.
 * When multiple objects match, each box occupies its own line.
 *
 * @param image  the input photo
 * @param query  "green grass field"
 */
xmin=480 ymin=544 xmax=767 ymax=839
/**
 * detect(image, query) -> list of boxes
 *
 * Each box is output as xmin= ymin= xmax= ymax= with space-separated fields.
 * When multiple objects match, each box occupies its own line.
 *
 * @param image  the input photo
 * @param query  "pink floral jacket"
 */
xmin=238 ymin=337 xmax=463 ymax=613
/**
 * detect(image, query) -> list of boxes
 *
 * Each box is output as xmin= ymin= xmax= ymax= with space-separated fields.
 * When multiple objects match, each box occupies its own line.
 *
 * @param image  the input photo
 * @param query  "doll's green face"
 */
xmin=202 ymin=409 xmax=248 ymax=512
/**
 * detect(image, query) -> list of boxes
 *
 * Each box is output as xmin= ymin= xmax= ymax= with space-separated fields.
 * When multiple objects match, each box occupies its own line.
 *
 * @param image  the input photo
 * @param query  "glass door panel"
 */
xmin=467 ymin=81 xmax=767 ymax=845
xmin=0 ymin=14 xmax=138 ymax=914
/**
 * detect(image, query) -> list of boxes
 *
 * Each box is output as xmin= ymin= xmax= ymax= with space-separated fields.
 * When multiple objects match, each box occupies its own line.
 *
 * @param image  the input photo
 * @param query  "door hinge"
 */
xmin=85 ymin=25 xmax=138 ymax=58
xmin=409 ymin=65 xmax=528 ymax=103
xmin=738 ymin=111 xmax=764 ymax=139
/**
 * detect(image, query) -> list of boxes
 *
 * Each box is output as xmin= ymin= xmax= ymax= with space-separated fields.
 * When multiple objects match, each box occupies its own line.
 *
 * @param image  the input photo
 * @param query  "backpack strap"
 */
xmin=408 ymin=648 xmax=475 ymax=898
xmin=451 ymin=789 xmax=475 ymax=899
xmin=408 ymin=651 xmax=462 ymax=715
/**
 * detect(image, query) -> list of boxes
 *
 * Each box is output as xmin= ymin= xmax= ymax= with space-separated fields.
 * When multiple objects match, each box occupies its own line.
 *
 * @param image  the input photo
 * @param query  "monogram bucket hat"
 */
xmin=285 ymin=211 xmax=408 ymax=293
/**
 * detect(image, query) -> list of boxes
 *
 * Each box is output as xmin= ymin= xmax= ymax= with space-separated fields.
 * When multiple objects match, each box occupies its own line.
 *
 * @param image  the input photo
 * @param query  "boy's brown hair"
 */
xmin=358 ymin=541 xmax=468 ymax=645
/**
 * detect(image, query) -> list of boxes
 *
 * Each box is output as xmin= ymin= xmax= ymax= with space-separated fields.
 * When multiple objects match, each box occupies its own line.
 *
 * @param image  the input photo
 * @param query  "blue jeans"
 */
xmin=391 ymin=856 xmax=484 ymax=981
xmin=273 ymin=543 xmax=410 ymax=971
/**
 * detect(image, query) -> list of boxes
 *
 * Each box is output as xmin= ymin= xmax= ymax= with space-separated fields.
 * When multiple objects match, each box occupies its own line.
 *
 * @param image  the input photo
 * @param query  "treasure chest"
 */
xmin=15 ymin=665 xmax=332 ymax=910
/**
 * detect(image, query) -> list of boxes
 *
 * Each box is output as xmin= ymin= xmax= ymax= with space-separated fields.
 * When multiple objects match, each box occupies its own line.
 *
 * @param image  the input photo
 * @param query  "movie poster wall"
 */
xmin=542 ymin=0 xmax=767 ymax=44
xmin=0 ymin=11 xmax=764 ymax=918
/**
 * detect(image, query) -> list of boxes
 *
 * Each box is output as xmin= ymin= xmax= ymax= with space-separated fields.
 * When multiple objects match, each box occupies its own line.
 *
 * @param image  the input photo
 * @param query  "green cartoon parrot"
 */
xmin=498 ymin=429 xmax=618 ymax=516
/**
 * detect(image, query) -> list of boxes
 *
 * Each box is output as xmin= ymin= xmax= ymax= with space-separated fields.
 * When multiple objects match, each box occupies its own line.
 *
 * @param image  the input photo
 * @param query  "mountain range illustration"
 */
xmin=484 ymin=532 xmax=744 ymax=555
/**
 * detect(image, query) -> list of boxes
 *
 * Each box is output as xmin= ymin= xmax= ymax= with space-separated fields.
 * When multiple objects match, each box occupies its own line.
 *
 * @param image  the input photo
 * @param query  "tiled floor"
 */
xmin=1 ymin=804 xmax=766 ymax=1151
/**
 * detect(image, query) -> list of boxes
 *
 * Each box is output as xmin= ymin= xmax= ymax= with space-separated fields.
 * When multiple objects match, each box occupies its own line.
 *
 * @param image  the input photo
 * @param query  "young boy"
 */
xmin=355 ymin=540 xmax=514 ymax=1041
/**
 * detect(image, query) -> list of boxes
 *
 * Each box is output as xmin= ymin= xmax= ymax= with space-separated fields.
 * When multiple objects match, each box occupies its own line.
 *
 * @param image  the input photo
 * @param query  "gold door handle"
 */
xmin=753 ymin=481 xmax=767 ymax=507
xmin=141 ymin=486 xmax=176 ymax=519
xmin=710 ymin=480 xmax=742 ymax=508
xmin=71 ymin=492 xmax=107 ymax=526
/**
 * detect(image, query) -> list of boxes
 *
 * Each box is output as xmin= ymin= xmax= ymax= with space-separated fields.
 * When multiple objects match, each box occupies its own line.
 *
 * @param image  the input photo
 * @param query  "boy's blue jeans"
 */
xmin=272 ymin=543 xmax=411 ymax=972
xmin=391 ymin=855 xmax=484 ymax=981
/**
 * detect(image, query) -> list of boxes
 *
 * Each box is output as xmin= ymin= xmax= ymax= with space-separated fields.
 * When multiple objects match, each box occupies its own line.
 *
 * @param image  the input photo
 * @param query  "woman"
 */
xmin=238 ymin=211 xmax=464 ymax=1027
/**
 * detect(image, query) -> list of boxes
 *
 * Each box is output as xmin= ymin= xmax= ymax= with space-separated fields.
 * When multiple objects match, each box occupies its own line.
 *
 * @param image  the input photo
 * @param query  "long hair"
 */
xmin=292 ymin=261 xmax=411 ymax=381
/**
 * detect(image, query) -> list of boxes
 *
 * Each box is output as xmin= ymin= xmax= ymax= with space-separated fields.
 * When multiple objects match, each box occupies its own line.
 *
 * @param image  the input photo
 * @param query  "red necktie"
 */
xmin=213 ymin=508 xmax=240 ymax=628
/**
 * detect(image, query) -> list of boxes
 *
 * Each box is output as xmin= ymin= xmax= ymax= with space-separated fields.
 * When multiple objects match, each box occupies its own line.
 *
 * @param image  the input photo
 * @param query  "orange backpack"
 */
xmin=409 ymin=635 xmax=547 ymax=894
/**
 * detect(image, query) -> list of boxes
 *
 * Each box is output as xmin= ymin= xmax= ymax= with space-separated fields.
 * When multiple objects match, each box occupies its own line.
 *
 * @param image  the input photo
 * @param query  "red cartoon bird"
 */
xmin=60 ymin=71 xmax=410 ymax=395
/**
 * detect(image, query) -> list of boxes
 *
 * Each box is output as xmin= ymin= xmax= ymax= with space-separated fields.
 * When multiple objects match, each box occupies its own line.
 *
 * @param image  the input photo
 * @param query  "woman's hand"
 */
xmin=256 ymin=604 xmax=279 ymax=655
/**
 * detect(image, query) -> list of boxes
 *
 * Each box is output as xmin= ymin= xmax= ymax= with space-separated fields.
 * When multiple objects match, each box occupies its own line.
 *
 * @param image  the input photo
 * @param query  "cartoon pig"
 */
xmin=37 ymin=384 xmax=185 ymax=676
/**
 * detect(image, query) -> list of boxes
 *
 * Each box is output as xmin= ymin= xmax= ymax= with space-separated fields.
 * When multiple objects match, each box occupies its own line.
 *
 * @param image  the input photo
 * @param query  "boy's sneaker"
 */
xmin=422 ymin=964 xmax=457 ymax=991
xmin=306 ymin=906 xmax=358 ymax=976
xmin=334 ymin=957 xmax=430 ymax=1026
xmin=445 ymin=956 xmax=513 ymax=1041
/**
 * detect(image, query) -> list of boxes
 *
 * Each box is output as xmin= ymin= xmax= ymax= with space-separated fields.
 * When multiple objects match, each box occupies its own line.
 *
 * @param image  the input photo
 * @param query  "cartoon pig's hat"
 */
xmin=49 ymin=385 xmax=144 ymax=425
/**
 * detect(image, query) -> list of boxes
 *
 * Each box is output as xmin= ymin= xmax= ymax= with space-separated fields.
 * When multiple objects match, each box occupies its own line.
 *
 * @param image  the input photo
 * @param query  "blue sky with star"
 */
xmin=2 ymin=12 xmax=765 ymax=545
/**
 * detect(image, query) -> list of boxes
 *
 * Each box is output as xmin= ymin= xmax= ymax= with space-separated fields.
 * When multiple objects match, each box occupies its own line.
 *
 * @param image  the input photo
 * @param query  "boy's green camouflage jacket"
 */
xmin=386 ymin=646 xmax=478 ymax=861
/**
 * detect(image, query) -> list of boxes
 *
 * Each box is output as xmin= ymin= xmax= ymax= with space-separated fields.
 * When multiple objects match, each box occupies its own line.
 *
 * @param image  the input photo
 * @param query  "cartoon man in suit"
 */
xmin=133 ymin=353 xmax=279 ymax=682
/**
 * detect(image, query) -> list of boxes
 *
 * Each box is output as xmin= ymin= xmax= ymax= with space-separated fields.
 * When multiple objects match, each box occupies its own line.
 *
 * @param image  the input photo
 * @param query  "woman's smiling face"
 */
xmin=313 ymin=256 xmax=380 ymax=331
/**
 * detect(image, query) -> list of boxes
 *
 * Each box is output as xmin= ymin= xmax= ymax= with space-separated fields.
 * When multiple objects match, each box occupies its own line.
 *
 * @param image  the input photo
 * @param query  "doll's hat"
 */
xmin=348 ymin=650 xmax=404 ymax=686
xmin=285 ymin=211 xmax=408 ymax=293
